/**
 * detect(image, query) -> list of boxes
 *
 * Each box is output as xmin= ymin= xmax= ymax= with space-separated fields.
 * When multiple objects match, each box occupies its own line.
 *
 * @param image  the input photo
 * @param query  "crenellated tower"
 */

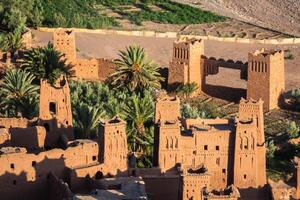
xmin=99 ymin=116 xmax=128 ymax=175
xmin=247 ymin=49 xmax=285 ymax=111
xmin=168 ymin=38 xmax=204 ymax=92
xmin=154 ymin=95 xmax=180 ymax=123
xmin=53 ymin=28 xmax=76 ymax=64
xmin=233 ymin=98 xmax=266 ymax=189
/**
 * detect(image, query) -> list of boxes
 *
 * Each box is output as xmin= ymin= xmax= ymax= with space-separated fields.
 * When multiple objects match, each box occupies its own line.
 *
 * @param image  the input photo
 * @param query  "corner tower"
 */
xmin=233 ymin=99 xmax=266 ymax=190
xmin=247 ymin=49 xmax=285 ymax=111
xmin=53 ymin=28 xmax=76 ymax=64
xmin=168 ymin=38 xmax=204 ymax=92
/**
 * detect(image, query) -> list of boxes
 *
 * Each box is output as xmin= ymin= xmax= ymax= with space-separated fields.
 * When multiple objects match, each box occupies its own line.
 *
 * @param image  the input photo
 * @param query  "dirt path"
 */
xmin=32 ymin=30 xmax=300 ymax=91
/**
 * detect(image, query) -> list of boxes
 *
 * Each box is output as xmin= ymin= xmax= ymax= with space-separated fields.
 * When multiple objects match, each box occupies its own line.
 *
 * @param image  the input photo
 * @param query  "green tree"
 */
xmin=290 ymin=88 xmax=300 ymax=111
xmin=22 ymin=43 xmax=74 ymax=85
xmin=0 ymin=69 xmax=39 ymax=118
xmin=181 ymin=103 xmax=210 ymax=119
xmin=176 ymin=82 xmax=198 ymax=99
xmin=286 ymin=121 xmax=300 ymax=139
xmin=73 ymin=103 xmax=104 ymax=139
xmin=110 ymin=45 xmax=164 ymax=92
xmin=0 ymin=31 xmax=24 ymax=57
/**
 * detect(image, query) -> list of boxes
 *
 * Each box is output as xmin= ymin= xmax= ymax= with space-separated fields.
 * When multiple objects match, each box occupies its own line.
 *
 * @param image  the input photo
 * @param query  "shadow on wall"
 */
xmin=203 ymin=84 xmax=247 ymax=102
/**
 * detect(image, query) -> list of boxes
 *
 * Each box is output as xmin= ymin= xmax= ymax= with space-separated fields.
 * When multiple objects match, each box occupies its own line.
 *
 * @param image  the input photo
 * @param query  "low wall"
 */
xmin=37 ymin=27 xmax=300 ymax=45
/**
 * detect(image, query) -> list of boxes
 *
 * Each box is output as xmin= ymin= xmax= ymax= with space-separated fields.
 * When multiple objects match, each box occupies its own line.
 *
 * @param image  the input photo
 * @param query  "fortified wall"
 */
xmin=153 ymin=95 xmax=267 ymax=199
xmin=168 ymin=37 xmax=285 ymax=111
xmin=53 ymin=29 xmax=116 ymax=81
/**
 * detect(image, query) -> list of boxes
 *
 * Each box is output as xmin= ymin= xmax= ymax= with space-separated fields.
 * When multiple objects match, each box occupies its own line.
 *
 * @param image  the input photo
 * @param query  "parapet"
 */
xmin=100 ymin=116 xmax=127 ymax=127
xmin=175 ymin=37 xmax=203 ymax=46
xmin=155 ymin=95 xmax=180 ymax=123
xmin=250 ymin=48 xmax=284 ymax=57
xmin=0 ymin=147 xmax=27 ymax=155
xmin=202 ymin=185 xmax=240 ymax=200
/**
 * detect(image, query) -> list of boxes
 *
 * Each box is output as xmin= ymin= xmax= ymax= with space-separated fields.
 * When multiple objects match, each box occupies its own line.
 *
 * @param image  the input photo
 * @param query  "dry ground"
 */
xmin=174 ymin=0 xmax=300 ymax=37
xmin=32 ymin=30 xmax=300 ymax=92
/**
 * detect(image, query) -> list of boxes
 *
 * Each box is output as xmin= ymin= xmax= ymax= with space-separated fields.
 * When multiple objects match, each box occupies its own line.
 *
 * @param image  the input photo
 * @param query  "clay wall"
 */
xmin=168 ymin=61 xmax=188 ymax=89
xmin=99 ymin=117 xmax=128 ymax=175
xmin=0 ymin=140 xmax=98 ymax=200
xmin=9 ymin=126 xmax=46 ymax=150
xmin=181 ymin=174 xmax=210 ymax=200
xmin=0 ymin=118 xmax=30 ymax=128
xmin=75 ymin=58 xmax=100 ymax=80
xmin=0 ymin=128 xmax=11 ymax=147
xmin=155 ymin=95 xmax=180 ymax=123
xmin=21 ymin=30 xmax=33 ymax=49
xmin=297 ymin=159 xmax=300 ymax=199
xmin=247 ymin=49 xmax=285 ymax=110
xmin=97 ymin=58 xmax=116 ymax=81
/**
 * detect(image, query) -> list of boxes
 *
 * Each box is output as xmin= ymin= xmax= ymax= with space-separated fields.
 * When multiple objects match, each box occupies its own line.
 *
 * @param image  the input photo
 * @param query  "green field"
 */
xmin=40 ymin=0 xmax=226 ymax=29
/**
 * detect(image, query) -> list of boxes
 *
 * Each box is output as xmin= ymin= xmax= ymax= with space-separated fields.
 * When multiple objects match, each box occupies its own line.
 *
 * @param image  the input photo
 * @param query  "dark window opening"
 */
xmin=66 ymin=121 xmax=69 ymax=125
xmin=92 ymin=156 xmax=97 ymax=161
xmin=43 ymin=123 xmax=50 ymax=132
xmin=13 ymin=180 xmax=16 ymax=185
xmin=216 ymin=146 xmax=219 ymax=151
xmin=204 ymin=145 xmax=208 ymax=150
xmin=32 ymin=161 xmax=36 ymax=167
xmin=222 ymin=169 xmax=226 ymax=173
xmin=95 ymin=171 xmax=103 ymax=180
xmin=10 ymin=163 xmax=15 ymax=169
xmin=49 ymin=102 xmax=57 ymax=114
xmin=244 ymin=174 xmax=247 ymax=179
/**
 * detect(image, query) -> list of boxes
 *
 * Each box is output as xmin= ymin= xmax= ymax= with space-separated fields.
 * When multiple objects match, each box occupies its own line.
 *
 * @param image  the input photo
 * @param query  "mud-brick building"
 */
xmin=154 ymin=95 xmax=267 ymax=199
xmin=168 ymin=37 xmax=285 ymax=111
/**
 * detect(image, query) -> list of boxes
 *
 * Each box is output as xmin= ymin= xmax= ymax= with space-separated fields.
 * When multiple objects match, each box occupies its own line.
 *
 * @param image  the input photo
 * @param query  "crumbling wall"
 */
xmin=53 ymin=29 xmax=76 ymax=64
xmin=0 ymin=118 xmax=30 ymax=128
xmin=155 ymin=95 xmax=180 ymax=123
xmin=75 ymin=58 xmax=100 ymax=80
xmin=97 ymin=58 xmax=116 ymax=81
xmin=0 ymin=128 xmax=11 ymax=147
xmin=181 ymin=173 xmax=210 ymax=200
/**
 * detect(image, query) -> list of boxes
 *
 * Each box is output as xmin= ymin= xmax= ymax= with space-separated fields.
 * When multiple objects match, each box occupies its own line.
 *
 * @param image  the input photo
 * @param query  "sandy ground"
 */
xmin=174 ymin=0 xmax=300 ymax=37
xmin=32 ymin=30 xmax=300 ymax=91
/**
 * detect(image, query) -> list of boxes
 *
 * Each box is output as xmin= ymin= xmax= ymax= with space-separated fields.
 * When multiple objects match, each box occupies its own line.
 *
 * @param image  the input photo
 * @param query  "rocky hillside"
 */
xmin=174 ymin=0 xmax=300 ymax=37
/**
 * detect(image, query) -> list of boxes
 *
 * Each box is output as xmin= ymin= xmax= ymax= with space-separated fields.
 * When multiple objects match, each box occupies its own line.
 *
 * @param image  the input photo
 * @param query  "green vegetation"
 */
xmin=22 ymin=43 xmax=74 ymax=85
xmin=181 ymin=103 xmax=211 ymax=119
xmin=0 ymin=0 xmax=225 ymax=30
xmin=176 ymin=82 xmax=198 ymax=100
xmin=100 ymin=0 xmax=226 ymax=26
xmin=290 ymin=88 xmax=300 ymax=110
xmin=0 ymin=31 xmax=24 ymax=57
xmin=0 ymin=69 xmax=39 ymax=119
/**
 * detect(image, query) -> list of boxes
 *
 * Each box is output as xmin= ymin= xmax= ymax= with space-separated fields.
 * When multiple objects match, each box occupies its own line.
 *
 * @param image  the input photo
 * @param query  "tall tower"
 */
xmin=233 ymin=99 xmax=266 ymax=190
xmin=154 ymin=95 xmax=180 ymax=123
xmin=247 ymin=49 xmax=285 ymax=111
xmin=39 ymin=76 xmax=73 ymax=147
xmin=99 ymin=116 xmax=128 ymax=175
xmin=168 ymin=38 xmax=204 ymax=92
xmin=53 ymin=28 xmax=76 ymax=64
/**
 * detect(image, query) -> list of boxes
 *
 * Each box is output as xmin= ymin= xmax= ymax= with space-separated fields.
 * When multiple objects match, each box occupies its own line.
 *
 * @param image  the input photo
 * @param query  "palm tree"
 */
xmin=109 ymin=45 xmax=164 ymax=92
xmin=73 ymin=103 xmax=104 ymax=139
xmin=123 ymin=92 xmax=154 ymax=153
xmin=22 ymin=42 xmax=74 ymax=85
xmin=0 ymin=68 xmax=39 ymax=118
xmin=176 ymin=82 xmax=198 ymax=99
xmin=0 ymin=30 xmax=24 ymax=58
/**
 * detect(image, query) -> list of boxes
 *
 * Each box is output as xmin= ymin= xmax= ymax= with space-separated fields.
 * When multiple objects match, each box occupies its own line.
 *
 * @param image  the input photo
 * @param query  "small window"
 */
xmin=204 ymin=145 xmax=208 ymax=150
xmin=244 ymin=174 xmax=247 ymax=179
xmin=66 ymin=121 xmax=69 ymax=125
xmin=92 ymin=156 xmax=97 ymax=161
xmin=216 ymin=146 xmax=219 ymax=151
xmin=49 ymin=102 xmax=56 ymax=114
xmin=13 ymin=180 xmax=16 ymax=185
xmin=222 ymin=169 xmax=226 ymax=173
xmin=32 ymin=161 xmax=36 ymax=167
xmin=10 ymin=163 xmax=15 ymax=169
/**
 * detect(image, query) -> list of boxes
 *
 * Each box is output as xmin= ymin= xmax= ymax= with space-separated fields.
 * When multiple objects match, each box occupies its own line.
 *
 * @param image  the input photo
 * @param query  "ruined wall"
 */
xmin=0 ymin=140 xmax=98 ymax=200
xmin=154 ymin=95 xmax=180 ymax=123
xmin=247 ymin=49 xmax=285 ymax=111
xmin=97 ymin=58 xmax=116 ymax=81
xmin=0 ymin=118 xmax=30 ymax=128
xmin=75 ymin=58 xmax=100 ymax=80
xmin=0 ymin=128 xmax=11 ymax=147
xmin=39 ymin=76 xmax=73 ymax=147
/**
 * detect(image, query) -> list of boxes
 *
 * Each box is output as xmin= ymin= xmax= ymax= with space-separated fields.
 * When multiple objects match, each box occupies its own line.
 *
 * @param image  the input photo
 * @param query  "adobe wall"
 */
xmin=53 ymin=29 xmax=76 ymax=63
xmin=0 ymin=118 xmax=30 ymax=128
xmin=75 ymin=58 xmax=100 ymax=80
xmin=21 ymin=30 xmax=33 ymax=49
xmin=0 ymin=140 xmax=98 ymax=200
xmin=297 ymin=159 xmax=300 ymax=199
xmin=97 ymin=58 xmax=116 ymax=81
xmin=9 ymin=126 xmax=46 ymax=151
xmin=181 ymin=173 xmax=211 ymax=200
xmin=154 ymin=95 xmax=180 ymax=123
xmin=0 ymin=128 xmax=11 ymax=147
